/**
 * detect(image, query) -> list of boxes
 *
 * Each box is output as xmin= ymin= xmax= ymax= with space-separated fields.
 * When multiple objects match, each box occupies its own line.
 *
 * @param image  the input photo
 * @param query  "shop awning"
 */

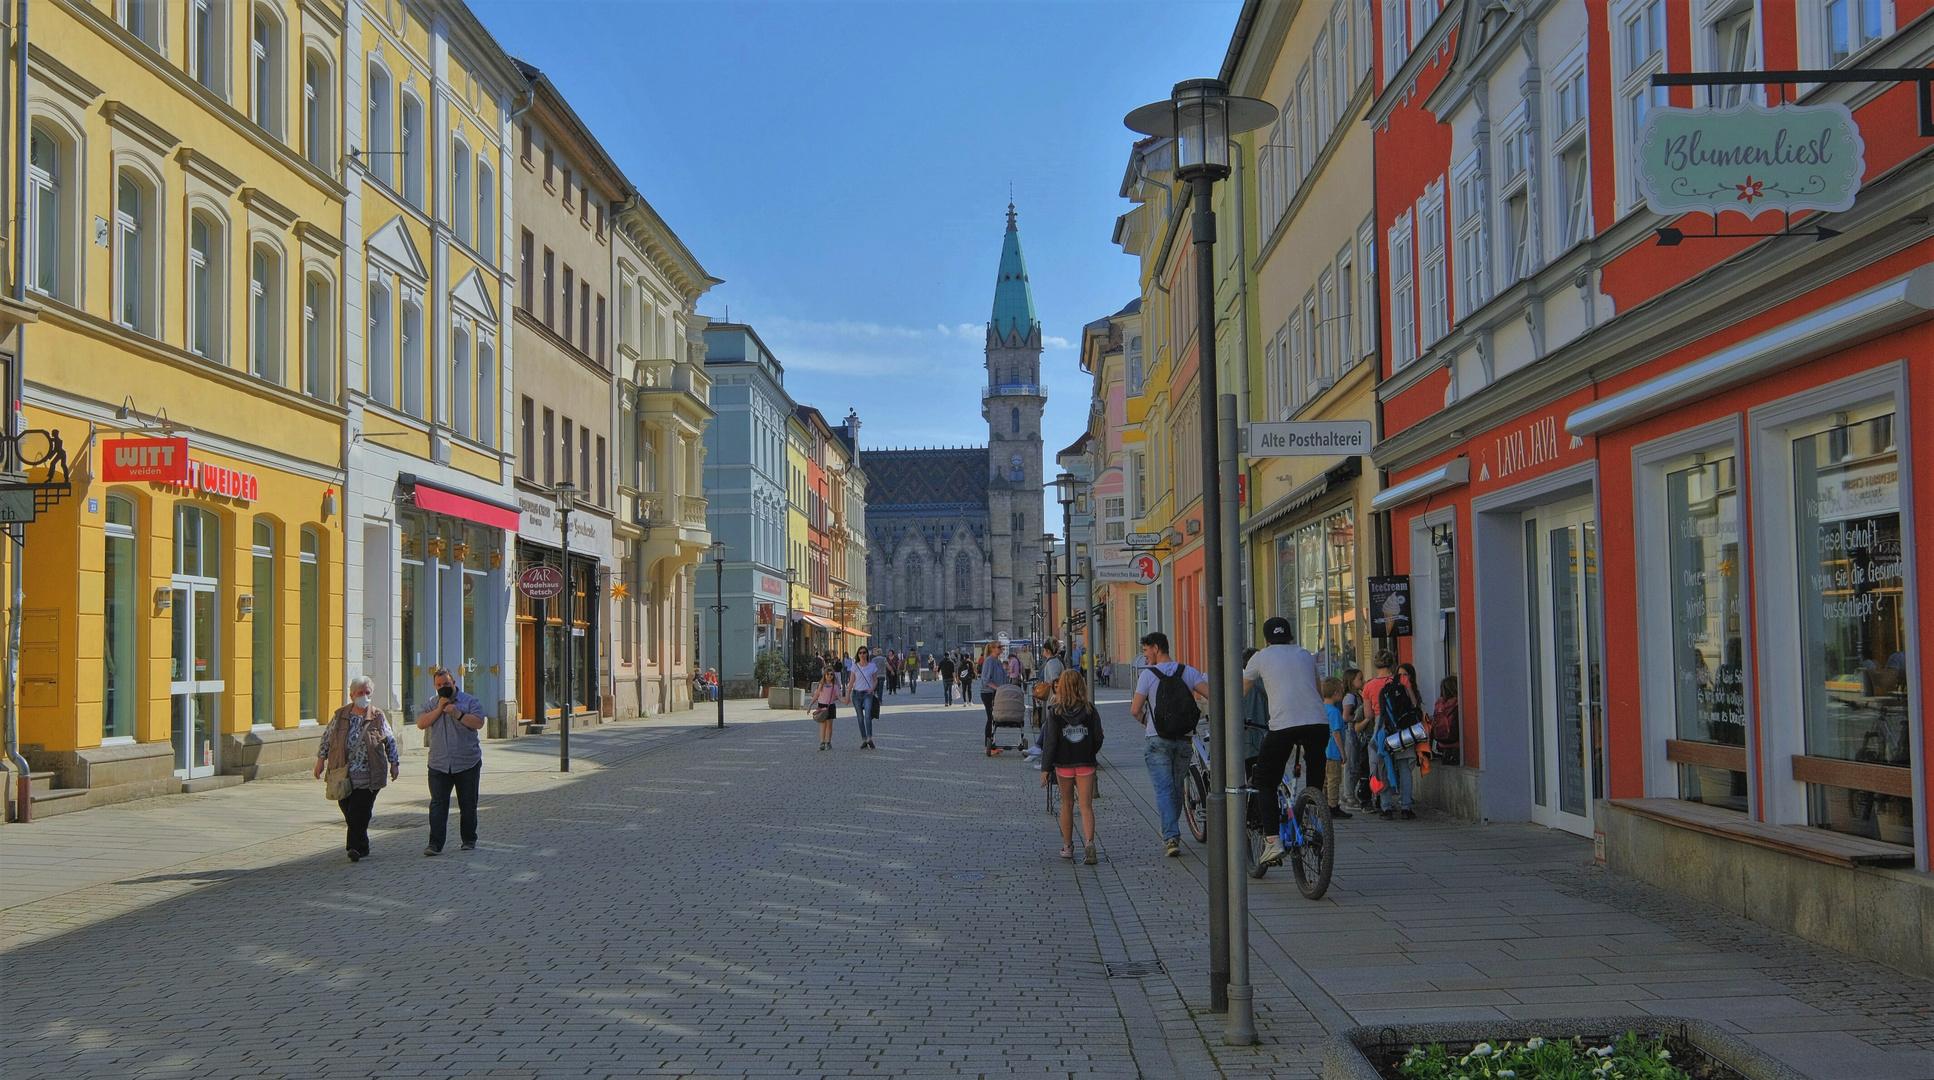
xmin=1370 ymin=457 xmax=1470 ymax=513
xmin=793 ymin=611 xmax=839 ymax=630
xmin=403 ymin=474 xmax=522 ymax=532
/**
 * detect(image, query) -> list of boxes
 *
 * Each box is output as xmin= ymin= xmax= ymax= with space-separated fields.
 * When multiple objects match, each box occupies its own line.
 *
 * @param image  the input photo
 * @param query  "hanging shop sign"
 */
xmin=1367 ymin=575 xmax=1412 ymax=638
xmin=1637 ymin=101 xmax=1865 ymax=218
xmin=100 ymin=437 xmax=191 ymax=485
xmin=518 ymin=565 xmax=565 ymax=601
xmin=1124 ymin=531 xmax=1163 ymax=549
xmin=1247 ymin=420 xmax=1373 ymax=457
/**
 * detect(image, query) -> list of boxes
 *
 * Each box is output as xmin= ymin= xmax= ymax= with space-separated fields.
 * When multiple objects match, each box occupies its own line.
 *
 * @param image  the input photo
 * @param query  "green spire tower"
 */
xmin=984 ymin=202 xmax=1045 ymax=639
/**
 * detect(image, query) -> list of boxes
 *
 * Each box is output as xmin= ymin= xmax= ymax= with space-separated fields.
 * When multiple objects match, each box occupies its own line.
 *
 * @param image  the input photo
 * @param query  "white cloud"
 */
xmin=1043 ymin=335 xmax=1072 ymax=349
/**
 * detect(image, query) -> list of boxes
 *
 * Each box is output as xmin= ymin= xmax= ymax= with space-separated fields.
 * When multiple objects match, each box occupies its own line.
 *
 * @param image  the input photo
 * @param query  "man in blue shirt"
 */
xmin=416 ymin=666 xmax=486 ymax=855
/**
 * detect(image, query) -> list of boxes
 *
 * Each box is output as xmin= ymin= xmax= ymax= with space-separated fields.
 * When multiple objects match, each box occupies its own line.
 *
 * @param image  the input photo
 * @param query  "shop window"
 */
xmin=401 ymin=92 xmax=425 ymax=208
xmin=367 ymin=279 xmax=393 ymax=406
xmin=1273 ymin=508 xmax=1359 ymax=675
xmin=304 ymin=273 xmax=334 ymax=403
xmin=28 ymin=125 xmax=74 ymax=302
xmin=103 ymin=495 xmax=139 ymax=740
xmin=250 ymin=244 xmax=282 ymax=384
xmin=1795 ymin=413 xmax=1911 ymax=844
xmin=300 ymin=528 xmax=321 ymax=722
xmin=366 ymin=63 xmax=393 ymax=186
xmin=192 ymin=0 xmax=228 ymax=95
xmin=1667 ymin=456 xmax=1746 ymax=810
xmin=400 ymin=515 xmax=429 ymax=718
xmin=250 ymin=5 xmax=284 ymax=138
xmin=251 ymin=520 xmax=277 ymax=727
xmin=401 ymin=298 xmax=424 ymax=417
xmin=303 ymin=52 xmax=332 ymax=167
xmin=175 ymin=504 xmax=220 ymax=578
xmin=189 ymin=212 xmax=226 ymax=361
xmin=116 ymin=170 xmax=158 ymax=335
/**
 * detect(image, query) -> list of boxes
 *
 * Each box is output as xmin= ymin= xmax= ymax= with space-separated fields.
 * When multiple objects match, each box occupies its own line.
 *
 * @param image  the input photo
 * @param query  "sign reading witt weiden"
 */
xmin=1249 ymin=420 xmax=1373 ymax=457
xmin=1638 ymin=101 xmax=1865 ymax=218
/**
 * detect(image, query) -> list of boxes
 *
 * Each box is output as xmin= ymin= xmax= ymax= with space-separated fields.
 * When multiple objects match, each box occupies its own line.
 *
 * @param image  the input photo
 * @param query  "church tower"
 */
xmin=984 ymin=203 xmax=1045 ymax=639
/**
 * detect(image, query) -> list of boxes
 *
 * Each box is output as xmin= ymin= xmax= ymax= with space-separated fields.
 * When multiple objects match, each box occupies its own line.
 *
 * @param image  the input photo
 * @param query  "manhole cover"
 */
xmin=1106 ymin=961 xmax=1162 ymax=978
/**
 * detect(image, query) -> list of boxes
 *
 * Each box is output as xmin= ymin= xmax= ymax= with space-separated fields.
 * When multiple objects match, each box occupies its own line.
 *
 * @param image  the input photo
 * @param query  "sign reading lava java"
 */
xmin=1367 ymin=575 xmax=1411 ymax=638
xmin=1638 ymin=102 xmax=1864 ymax=218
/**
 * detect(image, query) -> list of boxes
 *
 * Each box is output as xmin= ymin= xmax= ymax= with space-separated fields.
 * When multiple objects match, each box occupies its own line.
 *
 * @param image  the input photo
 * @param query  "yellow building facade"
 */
xmin=16 ymin=0 xmax=353 ymax=810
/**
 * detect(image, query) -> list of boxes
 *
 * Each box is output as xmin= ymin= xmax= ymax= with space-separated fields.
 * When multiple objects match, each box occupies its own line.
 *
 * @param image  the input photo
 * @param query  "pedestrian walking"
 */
xmin=980 ymin=642 xmax=1012 ymax=755
xmin=1129 ymin=632 xmax=1209 ymax=857
xmin=939 ymin=653 xmax=957 ymax=706
xmin=313 ymin=675 xmax=400 ymax=862
xmin=811 ymin=668 xmax=840 ymax=750
xmin=1241 ymin=617 xmax=1334 ymax=865
xmin=843 ymin=646 xmax=881 ymax=749
xmin=957 ymin=650 xmax=974 ymax=706
xmin=1039 ymin=669 xmax=1104 ymax=864
xmin=417 ymin=666 xmax=486 ymax=855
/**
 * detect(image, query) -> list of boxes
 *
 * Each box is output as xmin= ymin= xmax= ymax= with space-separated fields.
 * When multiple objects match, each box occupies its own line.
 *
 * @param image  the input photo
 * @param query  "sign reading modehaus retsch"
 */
xmin=1637 ymin=101 xmax=1865 ymax=218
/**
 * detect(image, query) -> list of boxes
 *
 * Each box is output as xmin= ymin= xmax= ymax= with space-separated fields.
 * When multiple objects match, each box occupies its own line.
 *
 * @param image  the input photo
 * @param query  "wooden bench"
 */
xmin=1608 ymin=797 xmax=1915 ymax=868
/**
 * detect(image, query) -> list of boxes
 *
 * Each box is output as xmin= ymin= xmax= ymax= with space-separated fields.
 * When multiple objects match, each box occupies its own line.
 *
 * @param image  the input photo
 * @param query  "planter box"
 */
xmin=768 ymin=687 xmax=805 ymax=709
xmin=1324 ymin=1016 xmax=1810 ymax=1080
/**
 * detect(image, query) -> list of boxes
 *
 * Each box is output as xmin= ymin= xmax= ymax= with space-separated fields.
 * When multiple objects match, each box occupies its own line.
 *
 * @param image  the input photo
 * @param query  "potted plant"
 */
xmin=1324 ymin=1017 xmax=1803 ymax=1080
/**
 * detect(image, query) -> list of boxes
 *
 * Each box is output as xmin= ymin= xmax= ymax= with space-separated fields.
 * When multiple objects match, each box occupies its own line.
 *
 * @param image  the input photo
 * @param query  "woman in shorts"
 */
xmin=1039 ymin=670 xmax=1104 ymax=864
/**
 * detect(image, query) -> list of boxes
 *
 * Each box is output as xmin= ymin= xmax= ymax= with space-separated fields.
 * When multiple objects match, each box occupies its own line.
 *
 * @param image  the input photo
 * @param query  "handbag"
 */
xmin=324 ymin=764 xmax=353 ymax=801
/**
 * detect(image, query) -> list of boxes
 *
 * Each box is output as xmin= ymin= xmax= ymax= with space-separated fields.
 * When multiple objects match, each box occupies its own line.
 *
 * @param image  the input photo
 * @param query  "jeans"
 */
xmin=1380 ymin=752 xmax=1415 ymax=811
xmin=943 ymin=680 xmax=954 ymax=705
xmin=982 ymin=690 xmax=997 ymax=748
xmin=1144 ymin=735 xmax=1192 ymax=841
xmin=338 ymin=787 xmax=378 ymax=856
xmin=427 ymin=763 xmax=481 ymax=850
xmin=852 ymin=691 xmax=875 ymax=740
xmin=1347 ymin=728 xmax=1371 ymax=805
xmin=1253 ymin=725 xmax=1331 ymax=833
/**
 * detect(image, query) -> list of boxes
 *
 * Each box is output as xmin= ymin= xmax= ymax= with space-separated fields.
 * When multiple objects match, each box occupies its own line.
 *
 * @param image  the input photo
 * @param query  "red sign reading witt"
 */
xmin=517 ymin=565 xmax=565 ymax=600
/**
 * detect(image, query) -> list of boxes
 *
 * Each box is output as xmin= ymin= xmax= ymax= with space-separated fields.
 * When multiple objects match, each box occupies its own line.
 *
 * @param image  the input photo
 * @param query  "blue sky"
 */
xmin=470 ymin=0 xmax=1241 ymax=523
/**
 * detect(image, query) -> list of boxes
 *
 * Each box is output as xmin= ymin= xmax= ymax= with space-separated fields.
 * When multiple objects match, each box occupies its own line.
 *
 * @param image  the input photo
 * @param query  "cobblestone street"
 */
xmin=6 ymin=693 xmax=1934 ymax=1079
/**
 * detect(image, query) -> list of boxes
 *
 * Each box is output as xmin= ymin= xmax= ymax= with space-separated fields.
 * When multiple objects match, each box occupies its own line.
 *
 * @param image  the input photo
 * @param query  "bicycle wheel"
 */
xmin=1183 ymin=766 xmax=1209 ymax=843
xmin=1289 ymin=788 xmax=1334 ymax=900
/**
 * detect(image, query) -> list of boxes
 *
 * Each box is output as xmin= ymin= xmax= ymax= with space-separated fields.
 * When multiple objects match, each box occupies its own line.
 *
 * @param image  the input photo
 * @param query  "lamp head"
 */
xmin=709 ymin=540 xmax=727 ymax=564
xmin=553 ymin=481 xmax=578 ymax=512
xmin=1124 ymin=79 xmax=1276 ymax=181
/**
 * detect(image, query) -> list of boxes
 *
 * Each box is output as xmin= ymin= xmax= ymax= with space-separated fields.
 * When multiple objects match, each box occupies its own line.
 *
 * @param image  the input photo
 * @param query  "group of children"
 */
xmin=1285 ymin=651 xmax=1459 ymax=821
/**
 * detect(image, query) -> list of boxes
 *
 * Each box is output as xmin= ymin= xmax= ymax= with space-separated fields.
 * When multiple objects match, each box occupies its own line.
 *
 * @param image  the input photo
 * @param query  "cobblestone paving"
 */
xmin=8 ymin=693 xmax=1934 ymax=1079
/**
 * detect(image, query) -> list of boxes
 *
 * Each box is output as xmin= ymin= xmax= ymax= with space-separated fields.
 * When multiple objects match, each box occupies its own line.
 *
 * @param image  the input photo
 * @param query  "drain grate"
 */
xmin=1105 ymin=961 xmax=1163 ymax=978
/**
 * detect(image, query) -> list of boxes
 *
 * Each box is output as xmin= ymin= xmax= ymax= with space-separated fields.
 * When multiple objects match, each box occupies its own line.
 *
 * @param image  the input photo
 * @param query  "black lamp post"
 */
xmin=784 ymin=566 xmax=800 ymax=693
xmin=710 ymin=540 xmax=727 ymax=729
xmin=1126 ymin=77 xmax=1275 ymax=1043
xmin=554 ymin=481 xmax=577 ymax=773
xmin=1053 ymin=474 xmax=1087 ymax=673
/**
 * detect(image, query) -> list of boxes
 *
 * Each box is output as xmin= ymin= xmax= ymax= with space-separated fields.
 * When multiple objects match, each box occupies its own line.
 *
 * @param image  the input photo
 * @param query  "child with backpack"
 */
xmin=1430 ymin=676 xmax=1460 ymax=765
xmin=1363 ymin=650 xmax=1422 ymax=820
xmin=1039 ymin=670 xmax=1105 ymax=864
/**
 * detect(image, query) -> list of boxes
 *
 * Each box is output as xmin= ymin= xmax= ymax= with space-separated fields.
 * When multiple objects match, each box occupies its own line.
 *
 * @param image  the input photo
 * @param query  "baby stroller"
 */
xmin=989 ymin=682 xmax=1029 ymax=752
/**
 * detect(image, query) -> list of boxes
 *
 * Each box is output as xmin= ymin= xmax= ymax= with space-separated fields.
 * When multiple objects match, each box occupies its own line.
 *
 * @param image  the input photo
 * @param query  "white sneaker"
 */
xmin=1258 ymin=837 xmax=1286 ymax=865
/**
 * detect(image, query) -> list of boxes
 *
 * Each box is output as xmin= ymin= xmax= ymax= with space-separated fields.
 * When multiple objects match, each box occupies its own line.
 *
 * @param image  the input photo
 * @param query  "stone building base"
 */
xmin=25 ymin=741 xmax=177 ymax=808
xmin=222 ymin=727 xmax=323 ymax=780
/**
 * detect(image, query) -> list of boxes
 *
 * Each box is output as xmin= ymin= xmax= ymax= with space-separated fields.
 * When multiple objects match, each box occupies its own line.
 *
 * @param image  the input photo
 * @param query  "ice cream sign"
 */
xmin=1638 ymin=101 xmax=1864 ymax=218
xmin=100 ymin=437 xmax=260 ymax=501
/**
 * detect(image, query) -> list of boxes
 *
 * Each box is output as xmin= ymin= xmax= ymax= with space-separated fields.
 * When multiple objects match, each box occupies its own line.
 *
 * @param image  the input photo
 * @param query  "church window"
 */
xmin=1010 ymin=407 xmax=1020 ymax=433
xmin=955 ymin=553 xmax=971 ymax=598
xmin=1009 ymin=454 xmax=1023 ymax=482
xmin=906 ymin=556 xmax=923 ymax=608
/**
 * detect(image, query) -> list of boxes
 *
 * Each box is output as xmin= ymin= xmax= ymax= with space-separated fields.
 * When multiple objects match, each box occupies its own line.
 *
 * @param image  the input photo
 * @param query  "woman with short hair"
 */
xmin=313 ymin=674 xmax=400 ymax=862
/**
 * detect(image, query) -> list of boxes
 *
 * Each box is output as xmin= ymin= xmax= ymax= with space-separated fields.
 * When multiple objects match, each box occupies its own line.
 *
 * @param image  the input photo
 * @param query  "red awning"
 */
xmin=412 ymin=482 xmax=521 ymax=532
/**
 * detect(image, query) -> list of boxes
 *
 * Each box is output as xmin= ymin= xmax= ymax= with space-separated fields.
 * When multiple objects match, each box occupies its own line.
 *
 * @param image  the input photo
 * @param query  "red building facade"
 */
xmin=1368 ymin=0 xmax=1934 ymax=968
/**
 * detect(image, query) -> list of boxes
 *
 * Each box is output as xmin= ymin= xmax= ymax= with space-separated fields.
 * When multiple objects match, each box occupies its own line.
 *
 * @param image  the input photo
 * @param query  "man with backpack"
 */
xmin=1362 ymin=650 xmax=1422 ymax=819
xmin=1241 ymin=617 xmax=1343 ymax=866
xmin=1129 ymin=632 xmax=1210 ymax=857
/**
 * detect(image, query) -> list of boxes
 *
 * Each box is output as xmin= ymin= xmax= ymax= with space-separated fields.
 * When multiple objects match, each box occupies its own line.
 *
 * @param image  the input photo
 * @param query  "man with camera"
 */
xmin=416 ymin=666 xmax=486 ymax=856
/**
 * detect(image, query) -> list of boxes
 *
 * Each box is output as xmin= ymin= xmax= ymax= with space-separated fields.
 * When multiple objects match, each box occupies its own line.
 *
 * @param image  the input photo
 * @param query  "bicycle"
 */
xmin=1244 ymin=745 xmax=1334 ymax=900
xmin=1183 ymin=725 xmax=1211 ymax=843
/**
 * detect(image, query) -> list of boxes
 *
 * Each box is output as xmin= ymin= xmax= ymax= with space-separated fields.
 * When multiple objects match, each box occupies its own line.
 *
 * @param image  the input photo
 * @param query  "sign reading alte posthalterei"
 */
xmin=1638 ymin=101 xmax=1866 ymax=218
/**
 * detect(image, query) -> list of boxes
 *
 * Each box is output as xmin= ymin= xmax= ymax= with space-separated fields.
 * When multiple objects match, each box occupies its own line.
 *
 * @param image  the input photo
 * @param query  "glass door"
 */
xmin=170 ymin=581 xmax=222 ymax=778
xmin=1529 ymin=502 xmax=1603 ymax=836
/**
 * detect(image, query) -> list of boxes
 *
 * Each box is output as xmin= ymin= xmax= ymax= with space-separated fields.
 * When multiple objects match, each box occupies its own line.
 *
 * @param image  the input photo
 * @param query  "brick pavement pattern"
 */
xmin=6 ymin=694 xmax=1934 ymax=1079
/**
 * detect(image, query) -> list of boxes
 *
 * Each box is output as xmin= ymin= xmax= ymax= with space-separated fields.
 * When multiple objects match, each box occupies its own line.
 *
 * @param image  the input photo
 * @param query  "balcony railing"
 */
xmin=678 ymin=494 xmax=708 ymax=526
xmin=981 ymin=381 xmax=1047 ymax=400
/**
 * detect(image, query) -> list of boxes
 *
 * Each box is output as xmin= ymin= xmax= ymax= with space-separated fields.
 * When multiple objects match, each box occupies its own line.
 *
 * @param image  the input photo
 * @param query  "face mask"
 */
xmin=353 ymin=694 xmax=370 ymax=710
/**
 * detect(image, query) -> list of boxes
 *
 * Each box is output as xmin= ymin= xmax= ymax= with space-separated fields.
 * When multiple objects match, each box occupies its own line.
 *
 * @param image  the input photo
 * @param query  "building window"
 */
xmin=562 ymin=418 xmax=575 ymax=485
xmin=250 ymin=244 xmax=282 ymax=383
xmin=543 ymin=407 xmax=556 ymax=486
xmin=1549 ymin=59 xmax=1592 ymax=253
xmin=367 ymin=279 xmax=393 ymax=406
xmin=1419 ymin=182 xmax=1448 ymax=345
xmin=251 ymin=5 xmax=283 ymax=137
xmin=579 ymin=426 xmax=592 ymax=497
xmin=299 ymin=528 xmax=321 ymax=723
xmin=1616 ymin=0 xmax=1669 ymax=210
xmin=1388 ymin=211 xmax=1416 ymax=368
xmin=103 ymin=495 xmax=138 ymax=740
xmin=123 ymin=0 xmax=162 ymax=47
xmin=596 ymin=435 xmax=607 ymax=506
xmin=521 ymin=396 xmax=535 ymax=480
xmin=252 ymin=519 xmax=277 ymax=727
xmin=520 ymin=121 xmax=533 ymax=164
xmin=1274 ymin=508 xmax=1359 ymax=676
xmin=1707 ymin=1 xmax=1759 ymax=108
xmin=1498 ymin=122 xmax=1534 ymax=286
xmin=1382 ymin=0 xmax=1412 ymax=76
xmin=1010 ymin=406 xmax=1020 ymax=434
xmin=401 ymin=93 xmax=425 ymax=207
xmin=303 ymin=273 xmax=333 ymax=402
xmin=303 ymin=53 xmax=331 ymax=166
xmin=27 ymin=126 xmax=69 ymax=300
xmin=596 ymin=294 xmax=607 ymax=365
xmin=452 ymin=324 xmax=472 ymax=438
xmin=1358 ymin=215 xmax=1378 ymax=357
xmin=116 ymin=171 xmax=156 ymax=335
xmin=1104 ymin=496 xmax=1126 ymax=543
xmin=451 ymin=138 xmax=472 ymax=245
xmin=476 ymin=160 xmax=495 ymax=262
xmin=561 ymin=264 xmax=574 ymax=336
xmin=401 ymin=297 xmax=424 ymax=417
xmin=955 ymin=553 xmax=971 ymax=597
xmin=1453 ymin=158 xmax=1487 ymax=317
xmin=366 ymin=63 xmax=393 ymax=186
xmin=189 ymin=213 xmax=224 ymax=360
xmin=477 ymin=338 xmax=496 ymax=446
xmin=1336 ymin=244 xmax=1356 ymax=371
xmin=1127 ymin=334 xmax=1144 ymax=396
xmin=191 ymin=0 xmax=226 ymax=94
xmin=1666 ymin=455 xmax=1745 ymax=811
xmin=520 ymin=230 xmax=535 ymax=311
xmin=1823 ymin=0 xmax=1888 ymax=66
xmin=579 ymin=281 xmax=591 ymax=351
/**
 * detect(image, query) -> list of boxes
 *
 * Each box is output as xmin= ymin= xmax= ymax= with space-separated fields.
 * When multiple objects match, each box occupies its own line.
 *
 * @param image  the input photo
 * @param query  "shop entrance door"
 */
xmin=170 ymin=579 xmax=222 ymax=778
xmin=1527 ymin=502 xmax=1603 ymax=837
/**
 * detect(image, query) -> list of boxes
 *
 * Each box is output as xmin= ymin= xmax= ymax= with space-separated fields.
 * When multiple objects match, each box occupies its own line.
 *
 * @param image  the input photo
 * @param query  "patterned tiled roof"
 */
xmin=863 ymin=448 xmax=988 ymax=510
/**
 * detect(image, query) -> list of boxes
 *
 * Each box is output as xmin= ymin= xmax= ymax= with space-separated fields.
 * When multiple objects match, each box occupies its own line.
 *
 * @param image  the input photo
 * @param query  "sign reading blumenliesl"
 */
xmin=1638 ymin=101 xmax=1865 ymax=218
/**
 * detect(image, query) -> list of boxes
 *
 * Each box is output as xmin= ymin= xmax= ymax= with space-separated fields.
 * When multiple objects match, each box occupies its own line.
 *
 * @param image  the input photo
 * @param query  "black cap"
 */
xmin=1263 ymin=617 xmax=1294 ymax=644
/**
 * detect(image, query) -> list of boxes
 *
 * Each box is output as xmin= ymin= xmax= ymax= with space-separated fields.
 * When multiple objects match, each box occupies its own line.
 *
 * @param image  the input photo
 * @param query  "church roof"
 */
xmin=863 ymin=448 xmax=988 ymax=512
xmin=990 ymin=204 xmax=1039 ymax=342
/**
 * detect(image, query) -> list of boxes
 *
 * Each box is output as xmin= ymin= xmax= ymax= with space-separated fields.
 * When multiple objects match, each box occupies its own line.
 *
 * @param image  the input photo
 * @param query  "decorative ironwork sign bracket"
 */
xmin=1646 ymin=69 xmax=1933 ymax=245
xmin=0 ymin=428 xmax=74 ymax=526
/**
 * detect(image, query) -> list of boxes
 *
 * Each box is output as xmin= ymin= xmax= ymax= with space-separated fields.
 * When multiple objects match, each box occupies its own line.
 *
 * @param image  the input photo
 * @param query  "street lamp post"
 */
xmin=784 ymin=566 xmax=799 ymax=694
xmin=1053 ymin=474 xmax=1086 ymax=680
xmin=1041 ymin=534 xmax=1058 ymax=655
xmin=835 ymin=585 xmax=850 ymax=659
xmin=1126 ymin=78 xmax=1275 ymax=1043
xmin=710 ymin=540 xmax=727 ymax=729
xmin=554 ymin=482 xmax=577 ymax=773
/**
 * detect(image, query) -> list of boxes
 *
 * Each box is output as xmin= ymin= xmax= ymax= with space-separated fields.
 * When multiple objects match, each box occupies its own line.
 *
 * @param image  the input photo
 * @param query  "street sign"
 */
xmin=1247 ymin=420 xmax=1373 ymax=457
xmin=1124 ymin=530 xmax=1163 ymax=549
xmin=517 ymin=565 xmax=565 ymax=600
xmin=0 ymin=489 xmax=34 ymax=524
xmin=1638 ymin=101 xmax=1864 ymax=219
